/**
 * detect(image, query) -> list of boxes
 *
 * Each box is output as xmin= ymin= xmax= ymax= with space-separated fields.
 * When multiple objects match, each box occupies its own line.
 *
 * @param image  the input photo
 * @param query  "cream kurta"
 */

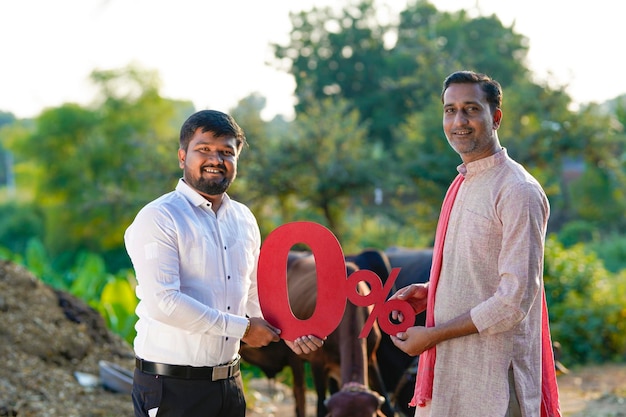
xmin=429 ymin=149 xmax=549 ymax=416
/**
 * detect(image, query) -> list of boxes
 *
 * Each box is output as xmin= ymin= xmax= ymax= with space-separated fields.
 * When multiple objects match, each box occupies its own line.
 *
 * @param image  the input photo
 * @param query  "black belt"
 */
xmin=135 ymin=356 xmax=240 ymax=381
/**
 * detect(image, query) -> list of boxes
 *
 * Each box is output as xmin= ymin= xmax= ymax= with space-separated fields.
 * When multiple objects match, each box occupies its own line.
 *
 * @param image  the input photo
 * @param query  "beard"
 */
xmin=191 ymin=176 xmax=232 ymax=196
xmin=181 ymin=158 xmax=237 ymax=198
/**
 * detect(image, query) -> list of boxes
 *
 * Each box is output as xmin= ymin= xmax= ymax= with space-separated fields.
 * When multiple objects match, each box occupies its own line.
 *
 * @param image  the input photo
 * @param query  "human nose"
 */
xmin=453 ymin=111 xmax=468 ymax=125
xmin=206 ymin=151 xmax=223 ymax=163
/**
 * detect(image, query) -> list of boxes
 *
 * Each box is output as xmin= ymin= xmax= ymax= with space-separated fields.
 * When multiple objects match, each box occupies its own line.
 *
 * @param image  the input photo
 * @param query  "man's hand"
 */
xmin=390 ymin=326 xmax=434 ymax=356
xmin=389 ymin=282 xmax=429 ymax=321
xmin=241 ymin=317 xmax=281 ymax=347
xmin=391 ymin=311 xmax=478 ymax=356
xmin=285 ymin=335 xmax=326 ymax=355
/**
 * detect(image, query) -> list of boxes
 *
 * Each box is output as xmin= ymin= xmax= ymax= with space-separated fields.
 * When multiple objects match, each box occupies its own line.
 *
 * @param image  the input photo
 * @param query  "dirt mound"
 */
xmin=0 ymin=260 xmax=135 ymax=417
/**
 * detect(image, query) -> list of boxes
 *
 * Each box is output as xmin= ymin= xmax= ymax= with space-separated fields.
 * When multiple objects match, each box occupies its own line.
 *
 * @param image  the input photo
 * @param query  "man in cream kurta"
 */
xmin=390 ymin=71 xmax=557 ymax=417
xmin=432 ymin=149 xmax=549 ymax=415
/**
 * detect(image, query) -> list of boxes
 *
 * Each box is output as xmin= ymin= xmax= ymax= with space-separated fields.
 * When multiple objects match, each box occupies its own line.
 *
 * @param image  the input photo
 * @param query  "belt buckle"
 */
xmin=212 ymin=365 xmax=229 ymax=381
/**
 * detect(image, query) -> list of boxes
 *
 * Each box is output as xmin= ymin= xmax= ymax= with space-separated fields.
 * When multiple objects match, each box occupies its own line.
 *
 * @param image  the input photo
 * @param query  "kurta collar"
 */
xmin=457 ymin=148 xmax=508 ymax=178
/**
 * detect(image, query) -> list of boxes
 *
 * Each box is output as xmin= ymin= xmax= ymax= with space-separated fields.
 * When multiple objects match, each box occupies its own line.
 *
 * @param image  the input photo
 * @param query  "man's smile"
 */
xmin=452 ymin=129 xmax=472 ymax=136
xmin=202 ymin=167 xmax=224 ymax=175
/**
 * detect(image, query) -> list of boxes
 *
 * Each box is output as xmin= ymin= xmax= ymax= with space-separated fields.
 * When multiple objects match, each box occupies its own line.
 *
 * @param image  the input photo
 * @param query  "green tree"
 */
xmin=267 ymin=98 xmax=377 ymax=241
xmin=391 ymin=95 xmax=459 ymax=237
xmin=4 ymin=65 xmax=193 ymax=270
xmin=273 ymin=0 xmax=394 ymax=147
xmin=564 ymin=102 xmax=626 ymax=232
xmin=274 ymin=0 xmax=530 ymax=149
xmin=272 ymin=0 xmax=544 ymax=240
xmin=228 ymin=93 xmax=294 ymax=237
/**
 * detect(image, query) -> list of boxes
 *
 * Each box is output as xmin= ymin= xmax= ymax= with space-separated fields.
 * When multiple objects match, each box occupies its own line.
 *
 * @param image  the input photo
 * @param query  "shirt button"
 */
xmin=227 ymin=275 xmax=231 ymax=280
xmin=227 ymin=306 xmax=231 ymax=310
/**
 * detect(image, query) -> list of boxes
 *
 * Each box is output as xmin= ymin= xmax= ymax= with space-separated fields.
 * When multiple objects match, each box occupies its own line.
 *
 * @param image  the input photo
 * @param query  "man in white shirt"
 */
xmin=125 ymin=110 xmax=323 ymax=417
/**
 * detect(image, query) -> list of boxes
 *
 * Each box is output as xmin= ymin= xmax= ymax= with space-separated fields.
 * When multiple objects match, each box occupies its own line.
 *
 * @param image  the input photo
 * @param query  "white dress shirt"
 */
xmin=124 ymin=179 xmax=262 ymax=367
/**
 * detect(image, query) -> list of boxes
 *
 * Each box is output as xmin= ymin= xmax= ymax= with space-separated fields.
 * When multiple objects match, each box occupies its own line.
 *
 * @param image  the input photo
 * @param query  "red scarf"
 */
xmin=410 ymin=174 xmax=561 ymax=417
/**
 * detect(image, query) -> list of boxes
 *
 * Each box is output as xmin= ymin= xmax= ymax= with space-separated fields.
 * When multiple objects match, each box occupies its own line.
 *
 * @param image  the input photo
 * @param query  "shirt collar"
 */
xmin=175 ymin=178 xmax=230 ymax=210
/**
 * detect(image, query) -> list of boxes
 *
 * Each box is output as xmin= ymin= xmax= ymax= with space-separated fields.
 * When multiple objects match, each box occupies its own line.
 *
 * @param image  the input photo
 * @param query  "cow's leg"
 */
xmin=289 ymin=355 xmax=307 ymax=417
xmin=311 ymin=361 xmax=329 ymax=417
xmin=329 ymin=377 xmax=340 ymax=394
xmin=368 ymin=359 xmax=396 ymax=417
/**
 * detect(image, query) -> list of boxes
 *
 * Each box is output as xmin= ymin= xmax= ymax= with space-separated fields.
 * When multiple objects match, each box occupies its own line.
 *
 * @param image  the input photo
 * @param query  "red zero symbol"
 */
xmin=346 ymin=268 xmax=414 ymax=338
xmin=257 ymin=221 xmax=347 ymax=341
xmin=257 ymin=221 xmax=415 ymax=341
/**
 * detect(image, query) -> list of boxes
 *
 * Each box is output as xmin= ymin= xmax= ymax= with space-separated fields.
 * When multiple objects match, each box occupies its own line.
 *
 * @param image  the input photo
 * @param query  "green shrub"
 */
xmin=0 ymin=202 xmax=44 ymax=255
xmin=556 ymin=220 xmax=598 ymax=247
xmin=98 ymin=270 xmax=138 ymax=344
xmin=589 ymin=234 xmax=626 ymax=273
xmin=544 ymin=235 xmax=626 ymax=364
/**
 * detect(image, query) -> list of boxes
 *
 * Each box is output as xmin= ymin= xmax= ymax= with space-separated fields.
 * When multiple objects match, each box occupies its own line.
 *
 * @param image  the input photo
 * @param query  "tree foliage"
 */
xmin=273 ymin=0 xmax=530 ymax=148
xmin=263 ymin=98 xmax=377 ymax=241
xmin=267 ymin=0 xmax=626 ymax=366
xmin=3 ymin=65 xmax=193 ymax=268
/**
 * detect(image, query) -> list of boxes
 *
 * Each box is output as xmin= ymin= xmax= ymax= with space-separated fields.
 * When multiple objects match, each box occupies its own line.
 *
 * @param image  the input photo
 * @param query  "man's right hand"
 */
xmin=241 ymin=317 xmax=281 ymax=347
xmin=285 ymin=335 xmax=326 ymax=355
xmin=389 ymin=282 xmax=429 ymax=321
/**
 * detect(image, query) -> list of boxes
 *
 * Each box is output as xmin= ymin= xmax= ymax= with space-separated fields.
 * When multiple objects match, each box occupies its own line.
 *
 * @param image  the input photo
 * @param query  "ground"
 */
xmin=1 ymin=260 xmax=624 ymax=417
xmin=557 ymin=364 xmax=626 ymax=417
xmin=246 ymin=365 xmax=626 ymax=417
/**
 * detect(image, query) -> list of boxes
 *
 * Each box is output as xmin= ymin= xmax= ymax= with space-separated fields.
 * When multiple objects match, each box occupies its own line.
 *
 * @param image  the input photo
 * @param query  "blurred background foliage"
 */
xmin=0 ymin=0 xmax=624 ymax=366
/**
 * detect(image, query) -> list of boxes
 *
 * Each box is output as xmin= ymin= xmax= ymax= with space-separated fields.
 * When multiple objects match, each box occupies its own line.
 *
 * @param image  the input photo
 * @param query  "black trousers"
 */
xmin=132 ymin=368 xmax=246 ymax=417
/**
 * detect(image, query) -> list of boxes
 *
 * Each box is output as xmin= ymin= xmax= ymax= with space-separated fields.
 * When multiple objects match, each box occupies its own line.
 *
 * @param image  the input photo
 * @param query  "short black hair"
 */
xmin=441 ymin=71 xmax=502 ymax=113
xmin=179 ymin=110 xmax=246 ymax=151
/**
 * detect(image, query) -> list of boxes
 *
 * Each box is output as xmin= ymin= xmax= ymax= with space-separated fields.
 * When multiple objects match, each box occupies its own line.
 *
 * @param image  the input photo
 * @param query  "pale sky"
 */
xmin=0 ymin=0 xmax=623 ymax=121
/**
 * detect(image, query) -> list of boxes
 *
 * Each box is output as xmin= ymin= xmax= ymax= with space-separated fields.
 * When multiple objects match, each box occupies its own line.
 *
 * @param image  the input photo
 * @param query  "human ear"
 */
xmin=492 ymin=108 xmax=503 ymax=129
xmin=178 ymin=148 xmax=186 ymax=169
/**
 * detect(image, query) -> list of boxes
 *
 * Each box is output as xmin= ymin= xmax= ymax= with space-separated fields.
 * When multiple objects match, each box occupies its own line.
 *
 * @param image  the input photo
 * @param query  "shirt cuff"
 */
xmin=228 ymin=315 xmax=250 ymax=338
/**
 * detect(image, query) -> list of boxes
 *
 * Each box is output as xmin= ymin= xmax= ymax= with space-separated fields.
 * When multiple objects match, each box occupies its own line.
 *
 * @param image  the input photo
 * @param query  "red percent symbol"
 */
xmin=257 ymin=221 xmax=415 ymax=341
xmin=346 ymin=268 xmax=413 ymax=338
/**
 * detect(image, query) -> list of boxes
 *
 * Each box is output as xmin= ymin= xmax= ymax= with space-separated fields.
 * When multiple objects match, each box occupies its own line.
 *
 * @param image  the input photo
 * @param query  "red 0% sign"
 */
xmin=257 ymin=221 xmax=415 ymax=341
